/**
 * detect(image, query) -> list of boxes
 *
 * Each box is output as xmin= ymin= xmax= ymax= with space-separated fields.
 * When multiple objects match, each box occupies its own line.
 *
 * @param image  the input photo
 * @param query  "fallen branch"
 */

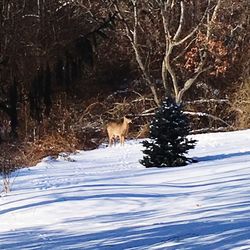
xmin=184 ymin=99 xmax=230 ymax=105
xmin=190 ymin=127 xmax=232 ymax=134
xmin=184 ymin=111 xmax=232 ymax=127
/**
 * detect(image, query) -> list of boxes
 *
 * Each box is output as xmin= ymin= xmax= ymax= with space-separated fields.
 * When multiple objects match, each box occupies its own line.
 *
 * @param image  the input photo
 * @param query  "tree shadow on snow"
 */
xmin=195 ymin=151 xmax=250 ymax=162
xmin=1 ymin=213 xmax=250 ymax=250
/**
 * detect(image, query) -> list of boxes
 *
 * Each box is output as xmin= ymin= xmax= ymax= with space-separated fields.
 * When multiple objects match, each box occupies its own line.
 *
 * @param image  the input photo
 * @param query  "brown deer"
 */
xmin=106 ymin=116 xmax=132 ymax=146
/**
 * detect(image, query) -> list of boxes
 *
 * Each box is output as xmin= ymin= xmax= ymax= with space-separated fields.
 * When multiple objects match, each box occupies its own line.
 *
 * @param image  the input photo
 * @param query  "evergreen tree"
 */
xmin=140 ymin=97 xmax=197 ymax=168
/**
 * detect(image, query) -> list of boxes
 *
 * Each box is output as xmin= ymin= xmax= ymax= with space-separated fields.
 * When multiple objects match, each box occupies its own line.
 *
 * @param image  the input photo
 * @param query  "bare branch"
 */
xmin=114 ymin=0 xmax=160 ymax=106
xmin=161 ymin=3 xmax=171 ymax=43
xmin=165 ymin=45 xmax=179 ymax=98
xmin=177 ymin=65 xmax=212 ymax=103
xmin=173 ymin=1 xmax=185 ymax=41
xmin=173 ymin=37 xmax=196 ymax=62
xmin=207 ymin=0 xmax=222 ymax=39
xmin=113 ymin=3 xmax=134 ymax=40
xmin=174 ymin=1 xmax=210 ymax=46
xmin=161 ymin=59 xmax=168 ymax=91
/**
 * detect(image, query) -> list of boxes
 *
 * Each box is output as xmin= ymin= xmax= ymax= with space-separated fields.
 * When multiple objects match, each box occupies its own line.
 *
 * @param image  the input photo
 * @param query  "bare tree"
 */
xmin=111 ymin=0 xmax=245 ymax=105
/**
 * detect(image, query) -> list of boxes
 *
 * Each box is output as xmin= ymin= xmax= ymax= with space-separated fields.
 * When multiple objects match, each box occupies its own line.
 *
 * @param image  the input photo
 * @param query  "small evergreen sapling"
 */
xmin=140 ymin=97 xmax=197 ymax=168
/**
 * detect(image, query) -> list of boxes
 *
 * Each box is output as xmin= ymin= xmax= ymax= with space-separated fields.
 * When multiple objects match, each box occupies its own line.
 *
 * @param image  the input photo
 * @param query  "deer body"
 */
xmin=107 ymin=116 xmax=132 ymax=146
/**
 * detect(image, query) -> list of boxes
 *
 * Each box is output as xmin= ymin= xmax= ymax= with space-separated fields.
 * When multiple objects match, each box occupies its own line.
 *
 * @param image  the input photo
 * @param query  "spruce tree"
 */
xmin=140 ymin=97 xmax=197 ymax=168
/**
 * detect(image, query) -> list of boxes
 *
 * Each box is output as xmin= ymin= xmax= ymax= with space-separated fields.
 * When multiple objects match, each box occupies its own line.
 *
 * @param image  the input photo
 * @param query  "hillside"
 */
xmin=1 ymin=129 xmax=250 ymax=249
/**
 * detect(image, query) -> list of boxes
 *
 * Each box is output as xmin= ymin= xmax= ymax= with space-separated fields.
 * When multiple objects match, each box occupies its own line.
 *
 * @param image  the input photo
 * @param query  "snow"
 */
xmin=1 ymin=129 xmax=250 ymax=249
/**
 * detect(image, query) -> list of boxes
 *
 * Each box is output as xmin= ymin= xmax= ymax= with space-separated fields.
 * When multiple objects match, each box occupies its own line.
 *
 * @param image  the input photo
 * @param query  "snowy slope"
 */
xmin=0 ymin=130 xmax=250 ymax=250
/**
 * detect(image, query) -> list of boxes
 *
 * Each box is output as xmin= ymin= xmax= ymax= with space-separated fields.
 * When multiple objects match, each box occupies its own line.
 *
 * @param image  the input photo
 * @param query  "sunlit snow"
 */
xmin=0 ymin=130 xmax=250 ymax=249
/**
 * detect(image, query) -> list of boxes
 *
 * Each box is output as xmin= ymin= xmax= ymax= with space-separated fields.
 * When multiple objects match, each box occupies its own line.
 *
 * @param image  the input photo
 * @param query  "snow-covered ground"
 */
xmin=0 ymin=130 xmax=250 ymax=250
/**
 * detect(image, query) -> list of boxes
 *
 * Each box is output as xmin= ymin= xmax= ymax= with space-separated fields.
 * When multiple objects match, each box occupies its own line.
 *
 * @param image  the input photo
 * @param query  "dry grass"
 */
xmin=136 ymin=123 xmax=150 ymax=138
xmin=232 ymin=79 xmax=250 ymax=129
xmin=0 ymin=143 xmax=28 ymax=192
xmin=24 ymin=133 xmax=79 ymax=166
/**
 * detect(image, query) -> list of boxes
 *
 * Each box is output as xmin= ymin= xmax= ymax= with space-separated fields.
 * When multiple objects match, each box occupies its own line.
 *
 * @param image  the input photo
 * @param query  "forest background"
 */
xmin=0 ymin=0 xmax=249 ymax=167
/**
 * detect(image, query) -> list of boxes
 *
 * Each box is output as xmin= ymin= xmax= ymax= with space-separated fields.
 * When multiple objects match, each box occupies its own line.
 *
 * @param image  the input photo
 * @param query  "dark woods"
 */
xmin=0 ymin=0 xmax=116 ymax=131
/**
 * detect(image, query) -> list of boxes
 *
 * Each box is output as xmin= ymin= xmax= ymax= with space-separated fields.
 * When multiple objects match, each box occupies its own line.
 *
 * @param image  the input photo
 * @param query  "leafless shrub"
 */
xmin=24 ymin=133 xmax=79 ymax=166
xmin=0 ymin=143 xmax=28 ymax=193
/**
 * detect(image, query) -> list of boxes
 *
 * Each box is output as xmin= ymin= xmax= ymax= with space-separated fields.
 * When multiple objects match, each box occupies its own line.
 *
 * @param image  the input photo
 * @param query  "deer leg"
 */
xmin=121 ymin=136 xmax=125 ymax=146
xmin=108 ymin=134 xmax=114 ymax=147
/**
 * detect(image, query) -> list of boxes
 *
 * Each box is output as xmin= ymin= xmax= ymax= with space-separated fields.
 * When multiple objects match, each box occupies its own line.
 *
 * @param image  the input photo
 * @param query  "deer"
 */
xmin=106 ymin=116 xmax=132 ymax=146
